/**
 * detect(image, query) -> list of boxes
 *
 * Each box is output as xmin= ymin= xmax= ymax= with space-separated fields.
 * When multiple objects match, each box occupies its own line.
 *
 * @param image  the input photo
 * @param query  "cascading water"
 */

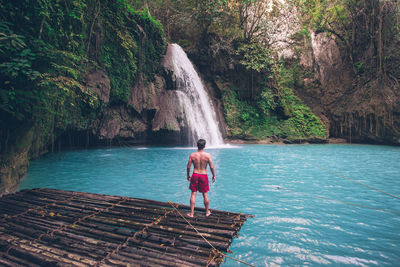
xmin=165 ymin=44 xmax=224 ymax=146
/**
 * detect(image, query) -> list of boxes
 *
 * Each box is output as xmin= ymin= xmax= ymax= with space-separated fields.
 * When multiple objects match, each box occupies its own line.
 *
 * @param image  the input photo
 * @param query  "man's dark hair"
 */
xmin=197 ymin=139 xmax=206 ymax=150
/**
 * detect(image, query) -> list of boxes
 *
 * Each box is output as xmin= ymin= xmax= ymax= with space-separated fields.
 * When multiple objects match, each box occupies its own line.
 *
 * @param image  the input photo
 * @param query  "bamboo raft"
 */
xmin=0 ymin=188 xmax=253 ymax=266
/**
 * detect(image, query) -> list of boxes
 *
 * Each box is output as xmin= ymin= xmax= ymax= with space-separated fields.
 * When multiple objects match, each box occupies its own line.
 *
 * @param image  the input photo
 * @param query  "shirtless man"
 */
xmin=186 ymin=139 xmax=216 ymax=217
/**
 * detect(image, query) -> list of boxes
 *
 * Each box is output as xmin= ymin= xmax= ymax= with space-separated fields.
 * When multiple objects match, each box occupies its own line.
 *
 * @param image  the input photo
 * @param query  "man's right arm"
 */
xmin=187 ymin=155 xmax=192 ymax=181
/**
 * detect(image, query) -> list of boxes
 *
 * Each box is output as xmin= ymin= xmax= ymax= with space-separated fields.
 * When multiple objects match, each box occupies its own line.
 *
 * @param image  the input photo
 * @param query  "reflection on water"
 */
xmin=20 ymin=144 xmax=400 ymax=266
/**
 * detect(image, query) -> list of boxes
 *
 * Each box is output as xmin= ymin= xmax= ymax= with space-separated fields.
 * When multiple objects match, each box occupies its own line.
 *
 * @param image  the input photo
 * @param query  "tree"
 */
xmin=236 ymin=42 xmax=271 ymax=99
xmin=292 ymin=0 xmax=400 ymax=82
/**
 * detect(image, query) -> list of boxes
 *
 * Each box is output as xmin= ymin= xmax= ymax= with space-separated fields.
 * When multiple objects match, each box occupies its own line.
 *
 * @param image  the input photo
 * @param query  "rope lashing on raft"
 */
xmin=116 ymin=138 xmax=255 ymax=267
xmin=0 ymin=189 xmax=79 ymax=223
xmin=141 ymin=178 xmax=255 ymax=267
xmin=167 ymin=200 xmax=255 ymax=267
xmin=95 ymin=207 xmax=176 ymax=266
xmin=4 ymin=195 xmax=130 ymax=256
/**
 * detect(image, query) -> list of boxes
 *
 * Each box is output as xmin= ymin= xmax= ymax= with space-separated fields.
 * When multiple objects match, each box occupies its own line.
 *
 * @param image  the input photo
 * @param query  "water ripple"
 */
xmin=20 ymin=144 xmax=400 ymax=266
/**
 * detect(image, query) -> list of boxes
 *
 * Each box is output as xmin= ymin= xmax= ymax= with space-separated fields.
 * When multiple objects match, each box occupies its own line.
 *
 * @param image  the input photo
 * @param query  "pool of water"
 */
xmin=19 ymin=144 xmax=400 ymax=266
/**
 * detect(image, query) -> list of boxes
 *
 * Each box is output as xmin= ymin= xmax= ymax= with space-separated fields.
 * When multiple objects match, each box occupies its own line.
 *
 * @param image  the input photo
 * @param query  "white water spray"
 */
xmin=165 ymin=44 xmax=224 ymax=146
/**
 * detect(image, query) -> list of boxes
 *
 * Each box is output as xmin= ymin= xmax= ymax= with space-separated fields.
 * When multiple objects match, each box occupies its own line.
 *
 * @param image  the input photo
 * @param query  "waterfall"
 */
xmin=165 ymin=44 xmax=224 ymax=146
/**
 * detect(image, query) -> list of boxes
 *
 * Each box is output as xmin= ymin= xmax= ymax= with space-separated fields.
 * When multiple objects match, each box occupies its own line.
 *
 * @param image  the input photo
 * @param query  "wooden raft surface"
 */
xmin=0 ymin=188 xmax=253 ymax=267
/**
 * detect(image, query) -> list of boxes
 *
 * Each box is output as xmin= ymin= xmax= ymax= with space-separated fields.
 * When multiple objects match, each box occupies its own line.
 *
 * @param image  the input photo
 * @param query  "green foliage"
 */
xmin=0 ymin=0 xmax=167 ymax=154
xmin=0 ymin=23 xmax=41 ymax=120
xmin=280 ymin=104 xmax=326 ymax=139
xmin=0 ymin=0 xmax=166 ymax=117
xmin=354 ymin=61 xmax=365 ymax=75
xmin=258 ymin=87 xmax=278 ymax=115
xmin=100 ymin=1 xmax=166 ymax=103
xmin=293 ymin=0 xmax=349 ymax=33
xmin=222 ymin=89 xmax=263 ymax=138
xmin=290 ymin=28 xmax=310 ymax=41
xmin=101 ymin=2 xmax=139 ymax=103
xmin=271 ymin=62 xmax=327 ymax=139
xmin=177 ymin=39 xmax=191 ymax=48
xmin=38 ymin=75 xmax=100 ymax=129
xmin=192 ymin=0 xmax=229 ymax=32
xmin=130 ymin=10 xmax=166 ymax=78
xmin=222 ymin=62 xmax=327 ymax=141
xmin=0 ymin=0 xmax=92 ymax=124
xmin=236 ymin=42 xmax=272 ymax=73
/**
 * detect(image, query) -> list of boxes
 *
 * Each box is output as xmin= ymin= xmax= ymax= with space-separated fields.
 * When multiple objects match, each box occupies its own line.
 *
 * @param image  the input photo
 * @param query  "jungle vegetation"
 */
xmin=1 ymin=0 xmax=399 ymax=151
xmin=0 ymin=0 xmax=165 ymax=160
xmin=133 ymin=0 xmax=399 ymax=141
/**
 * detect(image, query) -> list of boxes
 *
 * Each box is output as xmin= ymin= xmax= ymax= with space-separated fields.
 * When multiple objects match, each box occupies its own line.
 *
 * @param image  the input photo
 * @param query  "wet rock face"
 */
xmin=151 ymin=90 xmax=190 ymax=135
xmin=129 ymin=75 xmax=165 ymax=114
xmin=89 ymin=43 xmax=214 ymax=146
xmin=95 ymin=106 xmax=147 ymax=140
xmin=84 ymin=70 xmax=111 ymax=103
xmin=0 ymin=126 xmax=43 ymax=197
xmin=311 ymin=32 xmax=353 ymax=105
xmin=0 ymin=150 xmax=29 ymax=197
xmin=149 ymin=91 xmax=188 ymax=144
xmin=93 ymin=71 xmax=186 ymax=144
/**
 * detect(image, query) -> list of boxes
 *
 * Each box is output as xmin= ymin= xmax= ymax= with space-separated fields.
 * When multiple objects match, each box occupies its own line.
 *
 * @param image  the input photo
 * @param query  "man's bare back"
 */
xmin=187 ymin=151 xmax=215 ymax=178
xmin=186 ymin=139 xmax=215 ymax=218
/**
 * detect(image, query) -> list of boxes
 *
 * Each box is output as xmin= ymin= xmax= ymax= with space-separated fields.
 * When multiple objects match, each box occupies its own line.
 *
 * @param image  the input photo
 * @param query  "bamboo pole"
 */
xmin=0 ymin=255 xmax=20 ymax=267
xmin=89 ymin=211 xmax=239 ymax=236
xmin=1 ymin=189 xmax=252 ymax=267
xmin=45 ymin=228 xmax=120 ymax=248
xmin=87 ymin=216 xmax=231 ymax=243
xmin=131 ymin=229 xmax=221 ymax=254
xmin=125 ymin=197 xmax=251 ymax=217
xmin=4 ymin=245 xmax=63 ymax=266
xmin=15 ymin=189 xmax=253 ymax=218
xmin=3 ymin=235 xmax=95 ymax=266
xmin=38 ymin=235 xmax=112 ymax=261
xmin=4 ymin=217 xmax=60 ymax=235
xmin=114 ymin=249 xmax=202 ymax=267
xmin=119 ymin=245 xmax=210 ymax=266
xmin=1 ymin=231 xmax=112 ymax=263
xmin=100 ymin=256 xmax=153 ymax=267
xmin=0 ymin=252 xmax=40 ymax=267
xmin=127 ymin=240 xmax=212 ymax=261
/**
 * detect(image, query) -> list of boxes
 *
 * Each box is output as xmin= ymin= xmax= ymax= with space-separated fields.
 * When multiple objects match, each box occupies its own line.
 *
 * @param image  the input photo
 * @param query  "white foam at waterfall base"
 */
xmin=167 ymin=43 xmax=224 ymax=146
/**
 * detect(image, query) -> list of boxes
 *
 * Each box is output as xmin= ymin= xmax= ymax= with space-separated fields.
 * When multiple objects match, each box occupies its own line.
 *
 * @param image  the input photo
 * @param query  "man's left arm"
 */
xmin=208 ymin=155 xmax=216 ymax=183
xmin=186 ymin=155 xmax=192 ymax=181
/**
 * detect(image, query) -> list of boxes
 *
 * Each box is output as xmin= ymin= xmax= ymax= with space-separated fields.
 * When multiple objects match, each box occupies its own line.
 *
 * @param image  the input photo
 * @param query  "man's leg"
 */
xmin=202 ymin=192 xmax=211 ymax=216
xmin=187 ymin=191 xmax=197 ymax=217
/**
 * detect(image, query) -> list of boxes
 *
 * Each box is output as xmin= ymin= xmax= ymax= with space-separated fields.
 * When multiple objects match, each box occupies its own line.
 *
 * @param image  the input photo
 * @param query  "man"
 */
xmin=186 ymin=139 xmax=216 ymax=217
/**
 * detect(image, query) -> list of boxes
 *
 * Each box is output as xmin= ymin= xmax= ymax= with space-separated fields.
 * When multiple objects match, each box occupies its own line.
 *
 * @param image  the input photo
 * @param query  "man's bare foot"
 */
xmin=187 ymin=213 xmax=194 ymax=218
xmin=206 ymin=211 xmax=211 ymax=217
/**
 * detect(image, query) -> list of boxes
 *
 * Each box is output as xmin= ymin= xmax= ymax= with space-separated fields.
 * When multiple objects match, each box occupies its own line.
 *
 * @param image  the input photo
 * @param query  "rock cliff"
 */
xmin=178 ymin=1 xmax=400 ymax=145
xmin=0 ymin=43 xmax=224 ymax=195
xmin=298 ymin=32 xmax=400 ymax=144
xmin=90 ymin=43 xmax=225 ymax=145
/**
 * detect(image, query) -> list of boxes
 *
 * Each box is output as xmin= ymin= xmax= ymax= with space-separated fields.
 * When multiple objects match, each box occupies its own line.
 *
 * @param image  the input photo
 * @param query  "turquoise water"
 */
xmin=19 ymin=144 xmax=400 ymax=266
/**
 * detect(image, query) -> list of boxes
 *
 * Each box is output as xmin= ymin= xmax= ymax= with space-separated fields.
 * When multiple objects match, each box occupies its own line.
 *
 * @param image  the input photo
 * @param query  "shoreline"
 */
xmin=225 ymin=137 xmax=348 ymax=145
xmin=46 ymin=137 xmax=397 ymax=150
xmin=225 ymin=137 xmax=400 ymax=146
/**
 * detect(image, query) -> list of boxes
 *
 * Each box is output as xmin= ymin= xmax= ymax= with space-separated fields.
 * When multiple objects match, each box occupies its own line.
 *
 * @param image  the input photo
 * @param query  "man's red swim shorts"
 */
xmin=189 ymin=173 xmax=209 ymax=193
